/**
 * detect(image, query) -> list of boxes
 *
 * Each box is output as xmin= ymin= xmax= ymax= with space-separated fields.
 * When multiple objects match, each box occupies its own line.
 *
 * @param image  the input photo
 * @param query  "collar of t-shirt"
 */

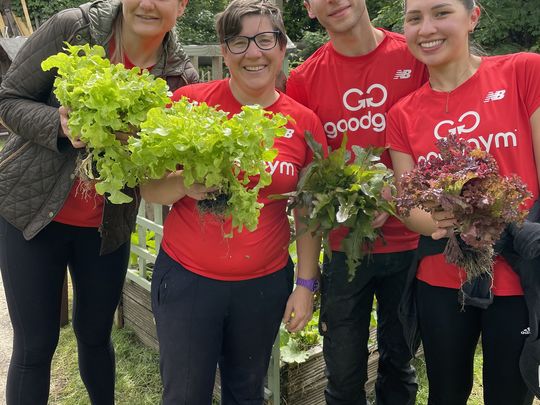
xmin=109 ymin=39 xmax=155 ymax=71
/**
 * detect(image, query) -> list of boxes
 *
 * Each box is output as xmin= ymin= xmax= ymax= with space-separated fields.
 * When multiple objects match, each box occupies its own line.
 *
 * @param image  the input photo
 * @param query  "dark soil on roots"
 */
xmin=197 ymin=193 xmax=230 ymax=218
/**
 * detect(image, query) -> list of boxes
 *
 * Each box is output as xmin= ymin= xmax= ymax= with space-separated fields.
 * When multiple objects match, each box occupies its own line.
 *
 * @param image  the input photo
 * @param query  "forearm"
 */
xmin=294 ymin=207 xmax=321 ymax=279
xmin=140 ymin=171 xmax=186 ymax=205
xmin=401 ymin=207 xmax=438 ymax=237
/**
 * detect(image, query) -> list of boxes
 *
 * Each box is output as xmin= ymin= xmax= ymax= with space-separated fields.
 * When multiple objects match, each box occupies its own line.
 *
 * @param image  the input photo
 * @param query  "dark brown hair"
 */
xmin=216 ymin=0 xmax=287 ymax=49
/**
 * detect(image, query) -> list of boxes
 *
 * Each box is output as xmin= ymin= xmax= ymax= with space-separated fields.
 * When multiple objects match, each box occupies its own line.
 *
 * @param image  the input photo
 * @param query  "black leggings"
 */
xmin=0 ymin=218 xmax=129 ymax=405
xmin=152 ymin=250 xmax=294 ymax=405
xmin=416 ymin=280 xmax=533 ymax=405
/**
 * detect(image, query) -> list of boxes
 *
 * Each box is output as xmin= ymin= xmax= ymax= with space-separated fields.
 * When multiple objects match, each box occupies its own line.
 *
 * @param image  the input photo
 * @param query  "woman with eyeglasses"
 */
xmin=140 ymin=0 xmax=327 ymax=403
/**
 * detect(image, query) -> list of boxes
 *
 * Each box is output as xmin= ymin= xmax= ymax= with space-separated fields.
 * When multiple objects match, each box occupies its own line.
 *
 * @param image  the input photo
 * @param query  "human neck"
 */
xmin=428 ymin=55 xmax=482 ymax=92
xmin=329 ymin=22 xmax=383 ymax=57
xmin=228 ymin=78 xmax=279 ymax=108
xmin=121 ymin=29 xmax=165 ymax=68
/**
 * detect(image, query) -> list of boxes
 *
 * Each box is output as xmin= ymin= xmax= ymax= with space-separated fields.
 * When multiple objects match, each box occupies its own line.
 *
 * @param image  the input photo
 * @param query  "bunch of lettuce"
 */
xmin=41 ymin=43 xmax=171 ymax=203
xmin=282 ymin=132 xmax=396 ymax=279
xmin=130 ymin=98 xmax=288 ymax=233
xmin=42 ymin=44 xmax=289 ymax=233
xmin=397 ymin=134 xmax=531 ymax=279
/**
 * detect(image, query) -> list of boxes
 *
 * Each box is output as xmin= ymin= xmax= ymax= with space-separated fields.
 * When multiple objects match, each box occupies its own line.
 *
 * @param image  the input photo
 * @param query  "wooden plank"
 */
xmin=0 ymin=14 xmax=6 ymax=38
xmin=123 ymin=279 xmax=152 ymax=309
xmin=2 ymin=9 xmax=19 ymax=37
xmin=211 ymin=56 xmax=223 ymax=80
xmin=13 ymin=15 xmax=30 ymax=36
xmin=190 ymin=55 xmax=199 ymax=71
xmin=19 ymin=0 xmax=32 ymax=34
xmin=184 ymin=44 xmax=222 ymax=57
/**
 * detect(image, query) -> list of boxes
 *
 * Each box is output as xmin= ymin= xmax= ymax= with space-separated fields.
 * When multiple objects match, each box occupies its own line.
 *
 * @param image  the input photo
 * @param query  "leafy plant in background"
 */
xmin=129 ymin=228 xmax=156 ymax=279
xmin=280 ymin=309 xmax=322 ymax=363
xmin=280 ymin=133 xmax=396 ymax=280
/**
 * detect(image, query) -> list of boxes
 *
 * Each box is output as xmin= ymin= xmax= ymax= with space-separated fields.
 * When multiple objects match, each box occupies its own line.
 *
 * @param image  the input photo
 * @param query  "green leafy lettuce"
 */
xmin=130 ymin=98 xmax=288 ymax=233
xmin=42 ymin=43 xmax=171 ymax=203
xmin=283 ymin=133 xmax=396 ymax=279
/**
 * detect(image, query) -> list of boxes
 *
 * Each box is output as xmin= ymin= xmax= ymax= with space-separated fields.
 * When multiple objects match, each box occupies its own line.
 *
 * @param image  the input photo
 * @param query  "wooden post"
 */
xmin=18 ymin=0 xmax=31 ymax=34
xmin=211 ymin=56 xmax=223 ymax=80
xmin=266 ymin=333 xmax=281 ymax=404
xmin=1 ymin=4 xmax=19 ymax=37
xmin=190 ymin=55 xmax=199 ymax=71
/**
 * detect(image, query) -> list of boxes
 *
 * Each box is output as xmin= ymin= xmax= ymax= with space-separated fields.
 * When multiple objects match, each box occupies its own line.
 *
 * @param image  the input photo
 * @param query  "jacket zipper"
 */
xmin=0 ymin=140 xmax=32 ymax=170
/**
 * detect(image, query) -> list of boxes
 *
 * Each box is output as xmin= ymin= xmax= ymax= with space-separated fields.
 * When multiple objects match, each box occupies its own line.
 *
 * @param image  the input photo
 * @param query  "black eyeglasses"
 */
xmin=224 ymin=31 xmax=281 ymax=54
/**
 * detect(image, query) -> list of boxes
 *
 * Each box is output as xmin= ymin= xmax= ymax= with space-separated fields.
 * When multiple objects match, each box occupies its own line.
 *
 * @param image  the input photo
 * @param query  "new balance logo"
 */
xmin=393 ymin=69 xmax=412 ymax=79
xmin=484 ymin=90 xmax=506 ymax=103
xmin=521 ymin=327 xmax=531 ymax=335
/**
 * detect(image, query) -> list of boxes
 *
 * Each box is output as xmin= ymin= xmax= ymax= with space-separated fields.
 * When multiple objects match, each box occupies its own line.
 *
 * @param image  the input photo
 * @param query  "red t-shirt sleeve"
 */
xmin=385 ymin=103 xmax=413 ymax=156
xmin=285 ymin=70 xmax=309 ymax=107
xmin=516 ymin=52 xmax=540 ymax=117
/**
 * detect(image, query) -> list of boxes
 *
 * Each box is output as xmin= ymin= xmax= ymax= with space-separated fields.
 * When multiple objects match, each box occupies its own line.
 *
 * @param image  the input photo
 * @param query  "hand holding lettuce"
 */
xmin=396 ymin=134 xmax=531 ymax=279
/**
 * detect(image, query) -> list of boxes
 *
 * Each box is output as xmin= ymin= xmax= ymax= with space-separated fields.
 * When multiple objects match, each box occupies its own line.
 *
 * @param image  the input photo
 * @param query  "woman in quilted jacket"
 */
xmin=0 ymin=0 xmax=197 ymax=404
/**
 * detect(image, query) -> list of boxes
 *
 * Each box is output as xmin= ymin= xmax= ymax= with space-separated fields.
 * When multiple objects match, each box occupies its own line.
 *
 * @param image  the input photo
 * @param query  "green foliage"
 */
xmin=372 ymin=1 xmax=404 ymax=33
xmin=42 ymin=43 xmax=171 ymax=203
xmin=289 ymin=30 xmax=329 ymax=67
xmin=12 ymin=0 xmax=86 ymax=25
xmin=130 ymin=228 xmax=156 ymax=274
xmin=132 ymin=98 xmax=288 ymax=233
xmin=280 ymin=309 xmax=322 ymax=363
xmin=282 ymin=133 xmax=396 ymax=280
xmin=50 ymin=326 xmax=163 ymax=404
xmin=176 ymin=0 xmax=228 ymax=44
xmin=474 ymin=0 xmax=540 ymax=53
xmin=282 ymin=0 xmax=321 ymax=42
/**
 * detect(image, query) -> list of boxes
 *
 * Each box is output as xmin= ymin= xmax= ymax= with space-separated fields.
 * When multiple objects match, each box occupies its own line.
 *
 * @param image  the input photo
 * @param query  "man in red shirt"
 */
xmin=286 ymin=1 xmax=425 ymax=404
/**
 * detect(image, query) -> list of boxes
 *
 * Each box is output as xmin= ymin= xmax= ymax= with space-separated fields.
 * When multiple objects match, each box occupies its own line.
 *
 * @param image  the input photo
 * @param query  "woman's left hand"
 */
xmin=282 ymin=287 xmax=314 ymax=333
xmin=431 ymin=209 xmax=456 ymax=240
xmin=371 ymin=211 xmax=390 ymax=229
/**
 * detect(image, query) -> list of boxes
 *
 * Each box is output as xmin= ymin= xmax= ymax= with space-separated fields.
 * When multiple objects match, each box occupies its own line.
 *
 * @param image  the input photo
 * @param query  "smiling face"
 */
xmin=403 ymin=0 xmax=480 ymax=68
xmin=304 ymin=0 xmax=368 ymax=35
xmin=222 ymin=14 xmax=286 ymax=104
xmin=122 ymin=0 xmax=188 ymax=40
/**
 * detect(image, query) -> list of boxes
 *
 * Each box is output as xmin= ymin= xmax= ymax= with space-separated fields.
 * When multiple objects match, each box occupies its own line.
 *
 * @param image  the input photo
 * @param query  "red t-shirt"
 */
xmin=161 ymin=79 xmax=328 ymax=280
xmin=54 ymin=178 xmax=104 ymax=227
xmin=286 ymin=29 xmax=427 ymax=254
xmin=386 ymin=53 xmax=540 ymax=295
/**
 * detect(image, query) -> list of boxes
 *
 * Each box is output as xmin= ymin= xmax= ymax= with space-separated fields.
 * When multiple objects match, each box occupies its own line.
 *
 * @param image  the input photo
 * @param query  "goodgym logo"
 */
xmin=393 ymin=69 xmax=412 ymax=79
xmin=484 ymin=90 xmax=506 ymax=103
xmin=434 ymin=111 xmax=480 ymax=139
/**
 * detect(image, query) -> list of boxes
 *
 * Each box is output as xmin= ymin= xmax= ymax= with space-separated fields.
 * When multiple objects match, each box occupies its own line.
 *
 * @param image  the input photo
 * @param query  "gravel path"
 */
xmin=0 ymin=276 xmax=13 ymax=404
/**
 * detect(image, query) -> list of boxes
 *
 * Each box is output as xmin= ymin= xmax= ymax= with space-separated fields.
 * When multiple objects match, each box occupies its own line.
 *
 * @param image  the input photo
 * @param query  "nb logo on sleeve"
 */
xmin=393 ymin=69 xmax=412 ymax=79
xmin=484 ymin=90 xmax=506 ymax=103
